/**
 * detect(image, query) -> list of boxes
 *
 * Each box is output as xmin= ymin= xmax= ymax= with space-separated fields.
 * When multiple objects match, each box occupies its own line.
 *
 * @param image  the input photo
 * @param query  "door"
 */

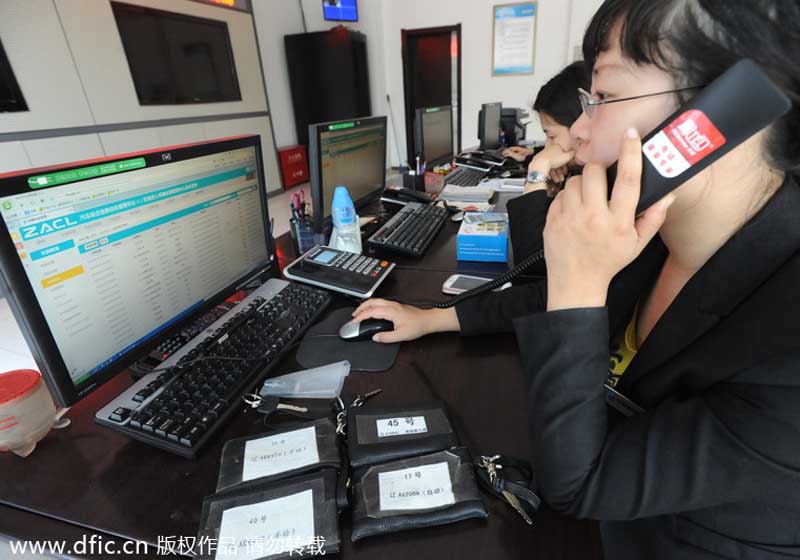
xmin=401 ymin=25 xmax=461 ymax=167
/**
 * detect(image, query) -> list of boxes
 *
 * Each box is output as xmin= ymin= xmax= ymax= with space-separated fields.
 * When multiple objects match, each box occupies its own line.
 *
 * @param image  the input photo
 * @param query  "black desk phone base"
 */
xmin=283 ymin=246 xmax=396 ymax=299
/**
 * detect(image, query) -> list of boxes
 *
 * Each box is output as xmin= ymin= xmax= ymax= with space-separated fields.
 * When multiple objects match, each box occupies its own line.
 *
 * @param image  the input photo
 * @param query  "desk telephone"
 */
xmin=428 ymin=59 xmax=791 ymax=309
xmin=455 ymin=150 xmax=506 ymax=171
xmin=283 ymin=246 xmax=396 ymax=299
xmin=382 ymin=185 xmax=434 ymax=204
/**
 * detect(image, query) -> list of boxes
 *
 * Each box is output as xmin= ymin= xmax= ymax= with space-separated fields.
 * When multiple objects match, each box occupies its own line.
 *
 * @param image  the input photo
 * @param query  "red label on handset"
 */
xmin=643 ymin=109 xmax=727 ymax=178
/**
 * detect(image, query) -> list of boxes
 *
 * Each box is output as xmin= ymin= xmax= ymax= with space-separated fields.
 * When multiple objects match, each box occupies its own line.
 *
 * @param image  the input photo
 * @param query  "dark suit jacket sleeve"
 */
xmin=454 ymin=281 xmax=547 ymax=335
xmin=513 ymin=307 xmax=800 ymax=520
xmin=507 ymin=190 xmax=551 ymax=268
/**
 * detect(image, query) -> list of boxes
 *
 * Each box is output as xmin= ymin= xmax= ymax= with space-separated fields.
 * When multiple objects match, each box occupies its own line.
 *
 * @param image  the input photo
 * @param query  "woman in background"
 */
xmin=505 ymin=61 xmax=588 ymax=268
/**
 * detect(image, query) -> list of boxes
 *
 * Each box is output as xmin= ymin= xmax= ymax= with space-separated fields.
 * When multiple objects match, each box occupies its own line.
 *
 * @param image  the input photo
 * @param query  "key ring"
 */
xmin=243 ymin=393 xmax=263 ymax=409
xmin=478 ymin=455 xmax=502 ymax=483
xmin=335 ymin=397 xmax=347 ymax=435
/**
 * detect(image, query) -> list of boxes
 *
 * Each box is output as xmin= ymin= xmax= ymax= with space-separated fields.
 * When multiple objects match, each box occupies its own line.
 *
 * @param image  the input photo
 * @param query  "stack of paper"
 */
xmin=440 ymin=184 xmax=494 ymax=203
xmin=481 ymin=178 xmax=525 ymax=192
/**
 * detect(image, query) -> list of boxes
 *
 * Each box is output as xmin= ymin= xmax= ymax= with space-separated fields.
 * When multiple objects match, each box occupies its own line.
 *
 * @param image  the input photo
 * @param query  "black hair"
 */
xmin=533 ymin=60 xmax=588 ymax=128
xmin=583 ymin=0 xmax=800 ymax=178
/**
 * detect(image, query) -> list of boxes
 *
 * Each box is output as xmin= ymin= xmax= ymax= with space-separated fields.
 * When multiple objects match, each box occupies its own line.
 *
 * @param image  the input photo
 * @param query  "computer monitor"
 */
xmin=322 ymin=0 xmax=358 ymax=22
xmin=308 ymin=116 xmax=387 ymax=233
xmin=0 ymin=136 xmax=275 ymax=406
xmin=478 ymin=102 xmax=503 ymax=150
xmin=111 ymin=2 xmax=242 ymax=105
xmin=414 ymin=105 xmax=454 ymax=169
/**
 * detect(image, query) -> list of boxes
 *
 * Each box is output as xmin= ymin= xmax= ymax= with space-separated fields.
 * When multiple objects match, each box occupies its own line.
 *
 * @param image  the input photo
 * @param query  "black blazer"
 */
xmin=457 ymin=178 xmax=800 ymax=559
xmin=507 ymin=189 xmax=550 ymax=273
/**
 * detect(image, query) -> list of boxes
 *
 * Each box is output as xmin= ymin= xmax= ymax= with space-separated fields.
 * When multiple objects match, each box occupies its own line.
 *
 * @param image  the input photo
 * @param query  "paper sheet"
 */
xmin=242 ymin=426 xmax=320 ymax=482
xmin=378 ymin=462 xmax=455 ymax=511
xmin=493 ymin=3 xmax=537 ymax=75
xmin=376 ymin=416 xmax=428 ymax=438
xmin=215 ymin=489 xmax=316 ymax=560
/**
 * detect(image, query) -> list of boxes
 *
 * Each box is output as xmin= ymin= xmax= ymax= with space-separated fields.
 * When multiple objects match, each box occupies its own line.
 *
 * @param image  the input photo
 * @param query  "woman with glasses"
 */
xmin=503 ymin=61 xmax=588 ymax=270
xmin=354 ymin=2 xmax=800 ymax=556
xmin=502 ymin=60 xmax=586 ymax=187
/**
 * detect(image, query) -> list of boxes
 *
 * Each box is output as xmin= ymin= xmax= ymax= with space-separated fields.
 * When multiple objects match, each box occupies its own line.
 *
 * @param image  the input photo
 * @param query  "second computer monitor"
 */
xmin=479 ymin=102 xmax=503 ymax=150
xmin=414 ymin=105 xmax=454 ymax=169
xmin=308 ymin=116 xmax=387 ymax=233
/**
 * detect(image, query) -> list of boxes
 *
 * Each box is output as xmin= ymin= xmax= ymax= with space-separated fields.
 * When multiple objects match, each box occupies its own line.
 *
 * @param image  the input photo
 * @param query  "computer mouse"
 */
xmin=450 ymin=211 xmax=464 ymax=222
xmin=339 ymin=318 xmax=395 ymax=341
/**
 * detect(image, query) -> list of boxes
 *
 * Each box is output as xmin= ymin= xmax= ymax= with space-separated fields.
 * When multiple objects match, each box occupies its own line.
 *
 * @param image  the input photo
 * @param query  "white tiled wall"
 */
xmin=0 ymin=1 xmax=96 ymax=134
xmin=0 ymin=0 xmax=282 ymax=192
xmin=21 ymin=134 xmax=105 ymax=169
xmin=0 ymin=141 xmax=31 ymax=173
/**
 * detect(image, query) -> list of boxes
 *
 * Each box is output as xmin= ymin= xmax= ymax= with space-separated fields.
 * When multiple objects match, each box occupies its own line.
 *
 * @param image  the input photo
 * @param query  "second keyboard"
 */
xmin=367 ymin=202 xmax=449 ymax=257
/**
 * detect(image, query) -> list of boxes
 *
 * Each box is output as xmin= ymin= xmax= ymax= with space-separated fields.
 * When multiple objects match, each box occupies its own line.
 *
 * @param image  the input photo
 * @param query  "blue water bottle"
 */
xmin=330 ymin=186 xmax=362 ymax=253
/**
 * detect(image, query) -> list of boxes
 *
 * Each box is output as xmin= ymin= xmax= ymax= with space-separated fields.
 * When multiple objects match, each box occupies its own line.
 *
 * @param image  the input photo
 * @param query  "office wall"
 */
xmin=568 ymin=0 xmax=606 ymax=60
xmin=252 ymin=0 xmax=387 ymax=150
xmin=0 ymin=0 xmax=96 ymax=134
xmin=0 ymin=0 xmax=282 ymax=192
xmin=253 ymin=0 xmax=605 ymax=168
xmin=381 ymin=0 xmax=570 ymax=162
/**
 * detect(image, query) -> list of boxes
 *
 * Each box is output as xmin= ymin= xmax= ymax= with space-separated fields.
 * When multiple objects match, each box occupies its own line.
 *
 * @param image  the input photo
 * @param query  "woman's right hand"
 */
xmin=351 ymin=299 xmax=461 ymax=343
xmin=530 ymin=144 xmax=575 ymax=174
xmin=502 ymin=146 xmax=534 ymax=162
xmin=526 ymin=144 xmax=576 ymax=193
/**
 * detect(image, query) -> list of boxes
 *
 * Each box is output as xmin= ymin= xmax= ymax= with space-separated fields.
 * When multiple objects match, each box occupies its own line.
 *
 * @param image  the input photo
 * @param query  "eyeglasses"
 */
xmin=577 ymin=86 xmax=704 ymax=118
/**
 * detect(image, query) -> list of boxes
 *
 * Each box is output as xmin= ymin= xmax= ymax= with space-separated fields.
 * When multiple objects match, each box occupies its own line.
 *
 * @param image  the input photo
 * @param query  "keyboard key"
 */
xmin=179 ymin=424 xmax=205 ymax=447
xmin=155 ymin=418 xmax=175 ymax=437
xmin=142 ymin=414 xmax=164 ymax=433
xmin=132 ymin=388 xmax=154 ymax=403
xmin=109 ymin=407 xmax=131 ymax=423
xmin=167 ymin=417 xmax=193 ymax=441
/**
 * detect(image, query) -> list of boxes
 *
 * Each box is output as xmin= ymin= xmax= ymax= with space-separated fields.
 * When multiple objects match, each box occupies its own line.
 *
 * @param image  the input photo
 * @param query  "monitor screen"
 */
xmin=416 ymin=106 xmax=453 ymax=167
xmin=111 ymin=2 xmax=241 ymax=105
xmin=322 ymin=0 xmax=359 ymax=22
xmin=308 ymin=117 xmax=387 ymax=232
xmin=480 ymin=102 xmax=503 ymax=150
xmin=0 ymin=137 xmax=272 ymax=405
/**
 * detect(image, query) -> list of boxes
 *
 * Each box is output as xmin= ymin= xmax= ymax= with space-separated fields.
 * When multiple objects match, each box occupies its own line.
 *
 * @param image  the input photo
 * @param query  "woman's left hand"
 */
xmin=543 ymin=128 xmax=676 ymax=311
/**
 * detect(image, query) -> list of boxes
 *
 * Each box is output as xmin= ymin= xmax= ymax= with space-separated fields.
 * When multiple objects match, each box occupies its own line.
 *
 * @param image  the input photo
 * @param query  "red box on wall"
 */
xmin=278 ymin=145 xmax=309 ymax=190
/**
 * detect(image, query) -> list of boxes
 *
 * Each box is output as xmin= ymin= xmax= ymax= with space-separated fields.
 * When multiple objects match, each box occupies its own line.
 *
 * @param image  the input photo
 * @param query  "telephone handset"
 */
xmin=611 ymin=58 xmax=791 ymax=215
xmin=383 ymin=185 xmax=434 ymax=204
xmin=426 ymin=59 xmax=791 ymax=309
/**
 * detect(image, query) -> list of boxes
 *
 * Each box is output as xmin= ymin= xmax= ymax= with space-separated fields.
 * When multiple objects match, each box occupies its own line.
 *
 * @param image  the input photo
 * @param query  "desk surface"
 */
xmin=0 ymin=218 xmax=602 ymax=559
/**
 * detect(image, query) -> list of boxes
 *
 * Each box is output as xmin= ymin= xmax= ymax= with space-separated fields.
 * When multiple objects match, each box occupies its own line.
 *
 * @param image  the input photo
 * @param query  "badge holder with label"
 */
xmin=346 ymin=403 xmax=459 ymax=468
xmin=195 ymin=469 xmax=340 ymax=560
xmin=350 ymin=448 xmax=487 ymax=542
xmin=216 ymin=418 xmax=342 ymax=494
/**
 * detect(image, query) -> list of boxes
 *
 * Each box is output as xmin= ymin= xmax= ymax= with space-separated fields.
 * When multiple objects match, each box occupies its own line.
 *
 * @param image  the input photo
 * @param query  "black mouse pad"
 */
xmin=296 ymin=307 xmax=400 ymax=372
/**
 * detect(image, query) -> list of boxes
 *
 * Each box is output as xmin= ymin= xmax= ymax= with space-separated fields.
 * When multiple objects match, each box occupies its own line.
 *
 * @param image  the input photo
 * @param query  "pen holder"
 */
xmin=403 ymin=171 xmax=426 ymax=192
xmin=290 ymin=218 xmax=323 ymax=255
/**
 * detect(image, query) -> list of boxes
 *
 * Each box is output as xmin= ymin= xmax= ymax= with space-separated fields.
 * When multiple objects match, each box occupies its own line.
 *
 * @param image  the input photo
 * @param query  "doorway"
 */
xmin=401 ymin=25 xmax=461 ymax=166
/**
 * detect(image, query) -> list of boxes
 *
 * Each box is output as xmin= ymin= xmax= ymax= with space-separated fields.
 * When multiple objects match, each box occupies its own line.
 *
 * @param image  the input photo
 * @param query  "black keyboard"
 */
xmin=444 ymin=167 xmax=487 ymax=186
xmin=95 ymin=280 xmax=331 ymax=458
xmin=367 ymin=201 xmax=449 ymax=257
